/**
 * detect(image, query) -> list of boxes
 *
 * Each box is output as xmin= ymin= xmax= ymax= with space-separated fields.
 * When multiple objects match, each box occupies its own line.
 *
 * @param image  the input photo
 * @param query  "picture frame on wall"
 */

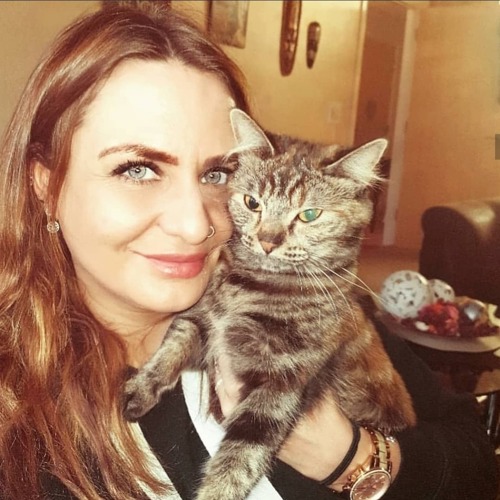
xmin=208 ymin=1 xmax=249 ymax=49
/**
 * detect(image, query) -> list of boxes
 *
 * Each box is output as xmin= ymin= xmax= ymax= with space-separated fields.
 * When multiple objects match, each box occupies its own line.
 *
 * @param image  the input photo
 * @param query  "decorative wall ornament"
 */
xmin=279 ymin=0 xmax=302 ymax=76
xmin=306 ymin=21 xmax=321 ymax=69
xmin=209 ymin=1 xmax=250 ymax=49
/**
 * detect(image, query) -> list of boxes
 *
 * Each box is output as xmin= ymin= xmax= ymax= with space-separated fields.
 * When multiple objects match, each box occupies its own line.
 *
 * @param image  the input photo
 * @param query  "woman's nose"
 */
xmin=157 ymin=177 xmax=211 ymax=244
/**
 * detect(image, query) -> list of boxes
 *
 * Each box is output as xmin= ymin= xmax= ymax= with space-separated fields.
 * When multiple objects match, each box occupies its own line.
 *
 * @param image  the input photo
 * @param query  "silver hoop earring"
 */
xmin=46 ymin=220 xmax=60 ymax=233
xmin=206 ymin=225 xmax=216 ymax=239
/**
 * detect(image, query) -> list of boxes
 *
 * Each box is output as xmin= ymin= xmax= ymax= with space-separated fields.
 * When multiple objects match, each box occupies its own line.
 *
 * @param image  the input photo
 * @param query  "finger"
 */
xmin=214 ymin=354 xmax=243 ymax=417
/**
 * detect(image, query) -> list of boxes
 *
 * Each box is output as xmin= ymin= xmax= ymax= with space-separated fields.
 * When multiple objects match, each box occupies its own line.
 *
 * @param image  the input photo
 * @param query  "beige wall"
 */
xmin=219 ymin=1 xmax=365 ymax=145
xmin=396 ymin=1 xmax=500 ymax=249
xmin=175 ymin=1 xmax=366 ymax=144
xmin=0 ymin=1 xmax=99 ymax=138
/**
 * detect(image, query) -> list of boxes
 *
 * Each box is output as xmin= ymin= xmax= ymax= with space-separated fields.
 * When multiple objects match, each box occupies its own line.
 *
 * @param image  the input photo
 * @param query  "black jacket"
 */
xmin=27 ymin=319 xmax=500 ymax=499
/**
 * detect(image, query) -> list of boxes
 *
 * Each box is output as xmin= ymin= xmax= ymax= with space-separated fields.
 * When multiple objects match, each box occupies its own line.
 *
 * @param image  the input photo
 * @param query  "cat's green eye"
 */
xmin=244 ymin=194 xmax=262 ymax=212
xmin=298 ymin=208 xmax=323 ymax=223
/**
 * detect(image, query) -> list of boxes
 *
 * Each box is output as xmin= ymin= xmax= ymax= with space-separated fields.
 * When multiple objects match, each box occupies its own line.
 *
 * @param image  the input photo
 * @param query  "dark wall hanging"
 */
xmin=279 ymin=0 xmax=302 ymax=76
xmin=306 ymin=21 xmax=321 ymax=69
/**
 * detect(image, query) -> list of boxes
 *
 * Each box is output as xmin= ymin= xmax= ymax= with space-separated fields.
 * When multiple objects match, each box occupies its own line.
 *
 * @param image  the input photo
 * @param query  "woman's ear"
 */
xmin=32 ymin=160 xmax=51 ymax=201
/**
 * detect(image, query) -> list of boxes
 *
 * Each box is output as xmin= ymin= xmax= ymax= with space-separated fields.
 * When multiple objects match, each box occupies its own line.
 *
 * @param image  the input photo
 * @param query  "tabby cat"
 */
xmin=124 ymin=109 xmax=416 ymax=500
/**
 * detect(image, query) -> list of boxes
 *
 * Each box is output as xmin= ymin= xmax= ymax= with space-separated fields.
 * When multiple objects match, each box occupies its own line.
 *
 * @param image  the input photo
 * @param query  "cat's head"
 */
xmin=225 ymin=109 xmax=387 ymax=273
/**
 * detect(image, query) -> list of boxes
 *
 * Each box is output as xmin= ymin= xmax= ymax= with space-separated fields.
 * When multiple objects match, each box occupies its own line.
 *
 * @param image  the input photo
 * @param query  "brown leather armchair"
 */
xmin=419 ymin=198 xmax=500 ymax=307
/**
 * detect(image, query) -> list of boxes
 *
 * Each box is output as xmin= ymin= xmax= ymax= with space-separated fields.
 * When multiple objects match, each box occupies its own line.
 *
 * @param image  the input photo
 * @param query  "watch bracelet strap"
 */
xmin=341 ymin=426 xmax=393 ymax=493
xmin=319 ymin=421 xmax=361 ymax=486
xmin=365 ymin=427 xmax=391 ymax=472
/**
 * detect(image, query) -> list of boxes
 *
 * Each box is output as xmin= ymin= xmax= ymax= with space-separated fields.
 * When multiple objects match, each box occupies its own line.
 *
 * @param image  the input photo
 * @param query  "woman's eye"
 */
xmin=201 ymin=170 xmax=229 ymax=185
xmin=113 ymin=161 xmax=159 ymax=183
xmin=126 ymin=165 xmax=152 ymax=180
xmin=244 ymin=194 xmax=261 ymax=212
xmin=297 ymin=208 xmax=323 ymax=222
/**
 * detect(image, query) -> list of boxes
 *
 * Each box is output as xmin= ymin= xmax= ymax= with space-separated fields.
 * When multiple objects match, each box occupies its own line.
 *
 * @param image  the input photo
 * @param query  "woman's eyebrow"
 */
xmin=98 ymin=144 xmax=179 ymax=165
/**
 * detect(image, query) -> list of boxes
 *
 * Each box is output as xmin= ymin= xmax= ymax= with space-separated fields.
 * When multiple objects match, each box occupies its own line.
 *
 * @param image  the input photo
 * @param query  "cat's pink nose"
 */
xmin=260 ymin=240 xmax=277 ymax=254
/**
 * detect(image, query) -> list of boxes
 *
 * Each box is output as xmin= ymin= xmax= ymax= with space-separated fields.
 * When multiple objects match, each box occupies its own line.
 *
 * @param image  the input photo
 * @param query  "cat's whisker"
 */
xmin=311 ymin=258 xmax=375 ymax=297
xmin=304 ymin=267 xmax=339 ymax=317
xmin=308 ymin=261 xmax=349 ymax=304
xmin=302 ymin=266 xmax=342 ymax=315
xmin=294 ymin=266 xmax=307 ymax=293
xmin=339 ymin=266 xmax=382 ymax=301
xmin=308 ymin=262 xmax=359 ymax=333
xmin=327 ymin=269 xmax=373 ymax=296
xmin=301 ymin=266 xmax=334 ymax=309
xmin=209 ymin=237 xmax=234 ymax=257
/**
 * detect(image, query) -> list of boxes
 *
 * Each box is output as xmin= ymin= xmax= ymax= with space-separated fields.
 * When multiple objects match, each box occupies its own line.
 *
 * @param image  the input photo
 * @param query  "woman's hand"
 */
xmin=214 ymin=355 xmax=401 ymax=489
xmin=278 ymin=395 xmax=360 ymax=481
xmin=214 ymin=352 xmax=244 ymax=416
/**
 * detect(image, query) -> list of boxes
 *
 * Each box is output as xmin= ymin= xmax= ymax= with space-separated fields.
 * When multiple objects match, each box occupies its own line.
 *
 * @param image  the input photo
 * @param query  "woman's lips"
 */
xmin=143 ymin=253 xmax=207 ymax=278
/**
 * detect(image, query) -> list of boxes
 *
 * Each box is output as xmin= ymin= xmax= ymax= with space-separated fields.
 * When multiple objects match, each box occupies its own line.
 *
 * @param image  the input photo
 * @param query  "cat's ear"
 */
xmin=228 ymin=109 xmax=275 ymax=156
xmin=324 ymin=138 xmax=388 ymax=187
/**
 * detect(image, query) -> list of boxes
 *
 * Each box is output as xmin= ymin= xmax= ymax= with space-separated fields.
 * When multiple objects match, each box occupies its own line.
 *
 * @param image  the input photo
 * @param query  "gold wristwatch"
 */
xmin=341 ymin=426 xmax=393 ymax=500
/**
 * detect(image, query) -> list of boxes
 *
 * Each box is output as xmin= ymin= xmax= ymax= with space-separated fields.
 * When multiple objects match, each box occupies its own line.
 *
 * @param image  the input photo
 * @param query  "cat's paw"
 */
xmin=194 ymin=449 xmax=262 ymax=500
xmin=122 ymin=371 xmax=172 ymax=421
xmin=195 ymin=484 xmax=243 ymax=500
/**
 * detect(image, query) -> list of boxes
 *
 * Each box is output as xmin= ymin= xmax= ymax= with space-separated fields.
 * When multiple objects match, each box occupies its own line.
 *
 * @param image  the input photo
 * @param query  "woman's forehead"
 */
xmin=71 ymin=59 xmax=236 ymax=164
xmin=87 ymin=59 xmax=232 ymax=117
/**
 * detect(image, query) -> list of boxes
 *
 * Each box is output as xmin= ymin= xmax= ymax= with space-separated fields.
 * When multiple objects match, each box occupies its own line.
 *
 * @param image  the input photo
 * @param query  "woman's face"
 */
xmin=51 ymin=60 xmax=235 ymax=330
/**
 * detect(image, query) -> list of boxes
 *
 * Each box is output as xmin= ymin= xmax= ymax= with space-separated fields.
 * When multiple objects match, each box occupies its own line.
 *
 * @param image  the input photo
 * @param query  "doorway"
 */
xmin=354 ymin=1 xmax=409 ymax=246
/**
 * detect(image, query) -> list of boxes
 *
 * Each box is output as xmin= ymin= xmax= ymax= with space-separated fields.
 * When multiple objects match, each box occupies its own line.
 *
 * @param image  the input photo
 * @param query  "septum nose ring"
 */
xmin=206 ymin=225 xmax=216 ymax=239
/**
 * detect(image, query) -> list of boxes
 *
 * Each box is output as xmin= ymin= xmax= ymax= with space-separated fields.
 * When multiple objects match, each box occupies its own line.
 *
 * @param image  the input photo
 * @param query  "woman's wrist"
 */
xmin=277 ymin=398 xmax=359 ymax=481
xmin=319 ymin=421 xmax=361 ymax=486
xmin=275 ymin=397 xmax=402 ymax=490
xmin=327 ymin=426 xmax=402 ymax=493
xmin=327 ymin=425 xmax=373 ymax=491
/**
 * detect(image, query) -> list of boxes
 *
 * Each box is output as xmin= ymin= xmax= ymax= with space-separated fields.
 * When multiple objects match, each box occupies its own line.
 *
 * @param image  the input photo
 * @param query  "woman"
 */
xmin=0 ymin=4 xmax=496 ymax=499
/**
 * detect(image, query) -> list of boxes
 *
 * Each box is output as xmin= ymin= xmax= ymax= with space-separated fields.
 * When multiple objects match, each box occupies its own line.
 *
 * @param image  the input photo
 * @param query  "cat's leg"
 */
xmin=331 ymin=342 xmax=416 ymax=432
xmin=195 ymin=383 xmax=303 ymax=500
xmin=363 ymin=360 xmax=417 ymax=431
xmin=123 ymin=316 xmax=202 ymax=420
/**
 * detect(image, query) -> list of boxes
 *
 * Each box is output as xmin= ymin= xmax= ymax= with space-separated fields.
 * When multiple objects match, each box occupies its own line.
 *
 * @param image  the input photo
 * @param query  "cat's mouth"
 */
xmin=231 ymin=237 xmax=308 ymax=273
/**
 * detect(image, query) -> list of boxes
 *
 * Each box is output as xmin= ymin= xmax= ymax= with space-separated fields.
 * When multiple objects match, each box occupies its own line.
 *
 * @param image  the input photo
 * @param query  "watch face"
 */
xmin=351 ymin=470 xmax=391 ymax=500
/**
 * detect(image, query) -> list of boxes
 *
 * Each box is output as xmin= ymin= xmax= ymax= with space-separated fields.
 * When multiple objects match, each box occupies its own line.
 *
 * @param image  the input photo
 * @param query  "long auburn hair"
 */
xmin=0 ymin=4 xmax=248 ymax=498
